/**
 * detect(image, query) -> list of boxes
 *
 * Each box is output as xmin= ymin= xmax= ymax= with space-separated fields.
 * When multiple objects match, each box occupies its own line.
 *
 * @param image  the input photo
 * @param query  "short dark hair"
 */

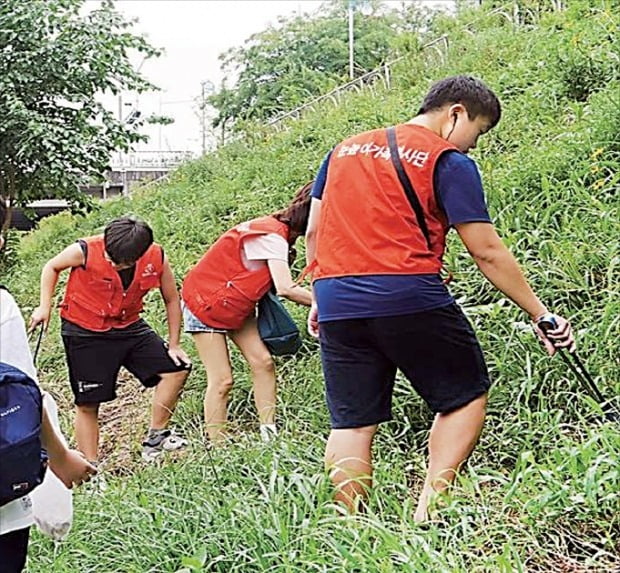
xmin=272 ymin=181 xmax=314 ymax=239
xmin=417 ymin=75 xmax=501 ymax=128
xmin=103 ymin=216 xmax=153 ymax=264
xmin=0 ymin=197 xmax=6 ymax=230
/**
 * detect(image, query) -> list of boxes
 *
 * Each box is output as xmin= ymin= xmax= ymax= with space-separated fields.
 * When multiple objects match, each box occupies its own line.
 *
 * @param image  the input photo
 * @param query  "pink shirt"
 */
xmin=241 ymin=233 xmax=289 ymax=271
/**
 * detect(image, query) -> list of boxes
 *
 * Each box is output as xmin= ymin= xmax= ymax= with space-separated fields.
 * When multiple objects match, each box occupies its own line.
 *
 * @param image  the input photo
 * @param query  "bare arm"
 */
xmin=267 ymin=259 xmax=312 ymax=306
xmin=456 ymin=222 xmax=546 ymax=317
xmin=40 ymin=404 xmax=96 ymax=488
xmin=304 ymin=198 xmax=322 ymax=337
xmin=305 ymin=198 xmax=322 ymax=267
xmin=159 ymin=256 xmax=190 ymax=365
xmin=456 ymin=222 xmax=574 ymax=353
xmin=30 ymin=243 xmax=85 ymax=331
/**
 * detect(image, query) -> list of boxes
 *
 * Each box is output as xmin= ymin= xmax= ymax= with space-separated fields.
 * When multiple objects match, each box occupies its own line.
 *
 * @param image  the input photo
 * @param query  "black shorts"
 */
xmin=0 ymin=526 xmax=30 ymax=573
xmin=319 ymin=303 xmax=491 ymax=429
xmin=62 ymin=328 xmax=190 ymax=405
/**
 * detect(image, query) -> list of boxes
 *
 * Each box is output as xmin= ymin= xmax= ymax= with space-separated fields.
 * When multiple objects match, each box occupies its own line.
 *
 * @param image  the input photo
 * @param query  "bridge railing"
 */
xmin=265 ymin=34 xmax=449 ymax=132
xmin=110 ymin=150 xmax=196 ymax=171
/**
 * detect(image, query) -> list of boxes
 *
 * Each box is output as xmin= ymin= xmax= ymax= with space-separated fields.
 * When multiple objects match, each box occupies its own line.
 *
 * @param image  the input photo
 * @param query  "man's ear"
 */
xmin=448 ymin=103 xmax=467 ymax=120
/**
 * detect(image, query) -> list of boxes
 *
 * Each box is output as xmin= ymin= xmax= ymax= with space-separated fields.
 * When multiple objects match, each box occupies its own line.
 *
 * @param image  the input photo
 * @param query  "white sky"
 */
xmin=104 ymin=0 xmax=453 ymax=154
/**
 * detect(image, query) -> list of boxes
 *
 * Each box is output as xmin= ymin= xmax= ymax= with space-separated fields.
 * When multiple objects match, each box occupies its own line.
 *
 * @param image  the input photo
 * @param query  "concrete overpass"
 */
xmin=10 ymin=150 xmax=195 ymax=230
xmin=108 ymin=150 xmax=195 ymax=195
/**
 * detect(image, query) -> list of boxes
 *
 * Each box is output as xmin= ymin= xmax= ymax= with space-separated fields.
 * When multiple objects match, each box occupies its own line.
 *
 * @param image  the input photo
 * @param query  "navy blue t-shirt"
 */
xmin=311 ymin=149 xmax=492 ymax=322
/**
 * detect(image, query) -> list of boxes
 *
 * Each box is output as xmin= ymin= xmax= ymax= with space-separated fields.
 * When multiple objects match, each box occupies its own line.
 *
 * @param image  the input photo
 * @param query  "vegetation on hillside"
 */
xmin=5 ymin=1 xmax=619 ymax=571
xmin=208 ymin=0 xmax=434 ymax=130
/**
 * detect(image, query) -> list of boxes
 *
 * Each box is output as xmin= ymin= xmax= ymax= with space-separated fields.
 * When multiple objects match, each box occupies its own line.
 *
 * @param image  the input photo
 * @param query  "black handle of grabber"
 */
xmin=30 ymin=323 xmax=44 ymax=367
xmin=537 ymin=318 xmax=614 ymax=417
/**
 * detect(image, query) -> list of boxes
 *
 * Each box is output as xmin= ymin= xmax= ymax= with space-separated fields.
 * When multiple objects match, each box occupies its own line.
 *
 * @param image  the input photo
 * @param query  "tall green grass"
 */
xmin=6 ymin=1 xmax=619 ymax=571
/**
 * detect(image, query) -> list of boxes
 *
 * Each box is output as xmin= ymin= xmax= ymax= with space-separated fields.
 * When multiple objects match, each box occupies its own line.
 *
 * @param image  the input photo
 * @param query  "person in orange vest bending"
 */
xmin=182 ymin=183 xmax=313 ymax=444
xmin=305 ymin=75 xmax=575 ymax=521
xmin=30 ymin=216 xmax=191 ymax=464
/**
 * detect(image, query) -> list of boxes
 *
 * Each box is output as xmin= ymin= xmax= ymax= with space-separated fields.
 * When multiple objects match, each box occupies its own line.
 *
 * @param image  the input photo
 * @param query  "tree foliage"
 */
xmin=0 ymin=0 xmax=160 ymax=219
xmin=208 ymin=1 xmax=412 ymax=130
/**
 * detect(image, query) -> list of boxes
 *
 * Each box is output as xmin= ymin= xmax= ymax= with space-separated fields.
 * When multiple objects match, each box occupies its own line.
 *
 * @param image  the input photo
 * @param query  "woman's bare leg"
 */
xmin=192 ymin=332 xmax=233 ymax=443
xmin=230 ymin=317 xmax=277 ymax=427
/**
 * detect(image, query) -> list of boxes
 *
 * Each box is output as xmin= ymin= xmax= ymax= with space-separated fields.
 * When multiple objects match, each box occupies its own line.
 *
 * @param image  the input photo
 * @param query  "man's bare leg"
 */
xmin=414 ymin=393 xmax=487 ymax=522
xmin=75 ymin=403 xmax=100 ymax=462
xmin=325 ymin=425 xmax=378 ymax=511
xmin=150 ymin=369 xmax=189 ymax=430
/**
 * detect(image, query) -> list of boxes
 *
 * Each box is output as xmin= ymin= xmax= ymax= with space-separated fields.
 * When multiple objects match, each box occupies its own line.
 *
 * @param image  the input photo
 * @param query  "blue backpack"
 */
xmin=257 ymin=291 xmax=302 ymax=356
xmin=0 ymin=362 xmax=47 ymax=506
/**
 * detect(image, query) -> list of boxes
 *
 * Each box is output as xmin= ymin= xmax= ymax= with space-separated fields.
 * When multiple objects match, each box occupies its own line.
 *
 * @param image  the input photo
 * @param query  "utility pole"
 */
xmin=348 ymin=0 xmax=355 ymax=80
xmin=198 ymin=80 xmax=214 ymax=155
xmin=117 ymin=94 xmax=127 ymax=196
xmin=201 ymin=81 xmax=208 ymax=155
xmin=348 ymin=0 xmax=372 ymax=80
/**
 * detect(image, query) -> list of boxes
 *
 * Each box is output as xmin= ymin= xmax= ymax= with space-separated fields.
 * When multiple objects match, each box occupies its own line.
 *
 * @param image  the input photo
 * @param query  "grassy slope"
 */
xmin=6 ymin=2 xmax=619 ymax=571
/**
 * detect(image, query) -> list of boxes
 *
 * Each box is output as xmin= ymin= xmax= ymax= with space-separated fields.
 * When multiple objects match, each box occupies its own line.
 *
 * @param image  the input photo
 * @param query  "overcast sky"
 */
xmin=105 ymin=1 xmax=453 ymax=154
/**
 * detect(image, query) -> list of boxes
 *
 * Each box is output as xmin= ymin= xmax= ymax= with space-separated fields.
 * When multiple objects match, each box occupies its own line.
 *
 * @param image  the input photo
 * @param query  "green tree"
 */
xmin=208 ymin=1 xmax=407 ymax=130
xmin=0 ymin=0 xmax=160 ymax=224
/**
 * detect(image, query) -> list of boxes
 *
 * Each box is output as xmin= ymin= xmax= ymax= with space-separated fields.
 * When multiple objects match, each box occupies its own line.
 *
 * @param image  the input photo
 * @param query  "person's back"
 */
xmin=305 ymin=75 xmax=575 ymax=521
xmin=182 ymin=214 xmax=292 ymax=330
xmin=181 ymin=183 xmax=314 ymax=444
xmin=314 ymin=123 xmax=457 ymax=281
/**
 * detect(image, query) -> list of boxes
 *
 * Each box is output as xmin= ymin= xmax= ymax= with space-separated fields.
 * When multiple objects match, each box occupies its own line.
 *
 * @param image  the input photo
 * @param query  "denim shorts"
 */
xmin=182 ymin=304 xmax=228 ymax=334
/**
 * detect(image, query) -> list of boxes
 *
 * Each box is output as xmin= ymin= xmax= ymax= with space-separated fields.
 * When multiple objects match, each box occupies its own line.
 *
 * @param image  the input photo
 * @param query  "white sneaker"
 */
xmin=259 ymin=424 xmax=278 ymax=443
xmin=84 ymin=471 xmax=108 ymax=495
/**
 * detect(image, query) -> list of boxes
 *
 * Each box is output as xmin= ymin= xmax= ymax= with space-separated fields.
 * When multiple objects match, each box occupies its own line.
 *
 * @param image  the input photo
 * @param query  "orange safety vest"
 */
xmin=60 ymin=236 xmax=164 ymax=331
xmin=313 ymin=124 xmax=458 ymax=280
xmin=182 ymin=216 xmax=290 ymax=330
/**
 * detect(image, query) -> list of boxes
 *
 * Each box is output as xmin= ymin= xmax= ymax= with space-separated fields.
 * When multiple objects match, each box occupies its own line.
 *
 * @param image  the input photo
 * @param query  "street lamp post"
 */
xmin=348 ymin=0 xmax=355 ymax=80
xmin=348 ymin=0 xmax=372 ymax=81
xmin=116 ymin=94 xmax=134 ymax=196
xmin=197 ymin=80 xmax=215 ymax=155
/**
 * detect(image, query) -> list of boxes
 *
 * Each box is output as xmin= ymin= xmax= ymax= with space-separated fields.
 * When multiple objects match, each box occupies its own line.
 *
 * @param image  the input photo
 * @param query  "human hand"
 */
xmin=533 ymin=313 xmax=575 ymax=356
xmin=307 ymin=303 xmax=319 ymax=338
xmin=168 ymin=345 xmax=191 ymax=367
xmin=49 ymin=449 xmax=97 ymax=489
xmin=288 ymin=246 xmax=297 ymax=266
xmin=29 ymin=305 xmax=51 ymax=333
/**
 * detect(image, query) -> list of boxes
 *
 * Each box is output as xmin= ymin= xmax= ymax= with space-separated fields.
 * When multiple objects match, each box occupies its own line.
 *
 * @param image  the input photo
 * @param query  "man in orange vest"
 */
xmin=305 ymin=75 xmax=575 ymax=521
xmin=30 ymin=217 xmax=191 ymax=465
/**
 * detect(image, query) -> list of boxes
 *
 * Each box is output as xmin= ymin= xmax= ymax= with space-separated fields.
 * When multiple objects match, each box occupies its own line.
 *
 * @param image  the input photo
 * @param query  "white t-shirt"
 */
xmin=241 ymin=233 xmax=289 ymax=271
xmin=0 ymin=288 xmax=37 ymax=535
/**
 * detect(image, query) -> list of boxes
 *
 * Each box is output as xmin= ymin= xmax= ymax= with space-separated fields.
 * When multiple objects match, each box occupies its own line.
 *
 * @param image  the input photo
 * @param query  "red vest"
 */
xmin=313 ymin=124 xmax=457 ymax=280
xmin=60 ymin=236 xmax=164 ymax=331
xmin=182 ymin=216 xmax=290 ymax=330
